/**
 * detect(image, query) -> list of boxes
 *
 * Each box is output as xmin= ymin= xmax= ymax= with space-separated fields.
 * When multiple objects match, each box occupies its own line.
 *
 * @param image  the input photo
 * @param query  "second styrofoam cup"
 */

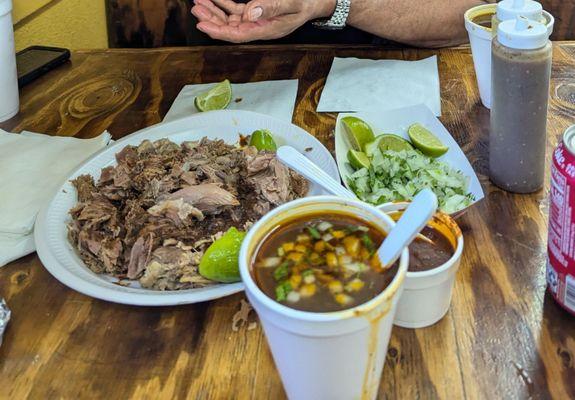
xmin=239 ymin=196 xmax=409 ymax=400
xmin=465 ymin=4 xmax=496 ymax=109
xmin=379 ymin=202 xmax=464 ymax=329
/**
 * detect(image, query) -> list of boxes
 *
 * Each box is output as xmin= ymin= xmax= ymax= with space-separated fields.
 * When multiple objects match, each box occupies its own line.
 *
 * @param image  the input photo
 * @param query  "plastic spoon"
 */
xmin=276 ymin=146 xmax=357 ymax=199
xmin=376 ymin=188 xmax=438 ymax=268
xmin=277 ymin=145 xmax=434 ymax=244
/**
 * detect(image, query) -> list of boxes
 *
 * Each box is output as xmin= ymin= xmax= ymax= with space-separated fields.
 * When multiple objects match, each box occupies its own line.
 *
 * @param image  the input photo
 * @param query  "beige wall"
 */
xmin=13 ymin=0 xmax=108 ymax=51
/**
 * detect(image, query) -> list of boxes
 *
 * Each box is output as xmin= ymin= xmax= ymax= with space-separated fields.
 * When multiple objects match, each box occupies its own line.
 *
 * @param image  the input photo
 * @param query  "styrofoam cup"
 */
xmin=464 ymin=5 xmax=555 ymax=110
xmin=239 ymin=196 xmax=409 ymax=400
xmin=379 ymin=203 xmax=464 ymax=329
xmin=465 ymin=4 xmax=496 ymax=109
xmin=0 ymin=0 xmax=19 ymax=122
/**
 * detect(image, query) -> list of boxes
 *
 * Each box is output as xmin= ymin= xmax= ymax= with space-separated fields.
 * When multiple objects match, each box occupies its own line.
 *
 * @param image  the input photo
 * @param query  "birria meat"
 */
xmin=67 ymin=138 xmax=308 ymax=290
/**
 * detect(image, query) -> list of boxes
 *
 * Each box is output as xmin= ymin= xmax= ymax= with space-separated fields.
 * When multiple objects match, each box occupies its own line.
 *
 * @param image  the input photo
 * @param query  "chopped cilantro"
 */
xmin=273 ymin=262 xmax=290 ymax=281
xmin=302 ymin=269 xmax=314 ymax=277
xmin=307 ymin=226 xmax=321 ymax=239
xmin=361 ymin=234 xmax=374 ymax=252
xmin=275 ymin=281 xmax=292 ymax=302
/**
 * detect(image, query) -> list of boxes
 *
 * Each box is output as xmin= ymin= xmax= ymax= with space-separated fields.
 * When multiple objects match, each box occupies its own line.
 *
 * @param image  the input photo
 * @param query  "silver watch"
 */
xmin=312 ymin=0 xmax=351 ymax=30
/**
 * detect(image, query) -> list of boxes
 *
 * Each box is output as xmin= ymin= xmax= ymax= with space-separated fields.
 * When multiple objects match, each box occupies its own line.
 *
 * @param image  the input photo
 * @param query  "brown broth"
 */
xmin=472 ymin=12 xmax=494 ymax=29
xmin=408 ymin=226 xmax=455 ymax=272
xmin=252 ymin=214 xmax=399 ymax=313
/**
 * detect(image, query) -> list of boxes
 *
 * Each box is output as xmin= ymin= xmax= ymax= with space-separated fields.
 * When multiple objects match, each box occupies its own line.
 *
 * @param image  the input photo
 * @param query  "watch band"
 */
xmin=312 ymin=0 xmax=351 ymax=30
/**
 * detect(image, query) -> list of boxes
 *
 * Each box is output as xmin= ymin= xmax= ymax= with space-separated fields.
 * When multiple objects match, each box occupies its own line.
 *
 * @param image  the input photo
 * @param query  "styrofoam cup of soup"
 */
xmin=378 ymin=202 xmax=464 ymax=329
xmin=464 ymin=3 xmax=497 ymax=109
xmin=239 ymin=196 xmax=409 ymax=400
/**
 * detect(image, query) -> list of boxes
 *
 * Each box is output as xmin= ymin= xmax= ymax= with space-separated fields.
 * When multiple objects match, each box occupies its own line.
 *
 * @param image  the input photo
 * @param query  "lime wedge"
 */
xmin=194 ymin=79 xmax=232 ymax=112
xmin=347 ymin=149 xmax=371 ymax=170
xmin=249 ymin=129 xmax=277 ymax=151
xmin=377 ymin=134 xmax=414 ymax=152
xmin=341 ymin=116 xmax=375 ymax=151
xmin=199 ymin=227 xmax=246 ymax=283
xmin=408 ymin=123 xmax=449 ymax=158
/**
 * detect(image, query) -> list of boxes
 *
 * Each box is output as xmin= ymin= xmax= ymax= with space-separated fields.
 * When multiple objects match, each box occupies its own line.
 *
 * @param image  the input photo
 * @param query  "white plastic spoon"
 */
xmin=276 ymin=145 xmax=357 ymax=200
xmin=377 ymin=188 xmax=438 ymax=268
xmin=277 ymin=145 xmax=434 ymax=244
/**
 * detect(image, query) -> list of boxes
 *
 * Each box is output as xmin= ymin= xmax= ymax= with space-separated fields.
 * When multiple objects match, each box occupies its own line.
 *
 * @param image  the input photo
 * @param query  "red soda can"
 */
xmin=548 ymin=125 xmax=575 ymax=315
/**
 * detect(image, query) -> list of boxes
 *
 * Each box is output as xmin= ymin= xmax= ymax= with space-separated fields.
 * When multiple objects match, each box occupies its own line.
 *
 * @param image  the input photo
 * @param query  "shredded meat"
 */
xmin=67 ymin=138 xmax=309 ymax=290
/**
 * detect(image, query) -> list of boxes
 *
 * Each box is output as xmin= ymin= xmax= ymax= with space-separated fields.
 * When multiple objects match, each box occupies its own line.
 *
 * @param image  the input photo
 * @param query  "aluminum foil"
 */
xmin=0 ymin=299 xmax=10 ymax=347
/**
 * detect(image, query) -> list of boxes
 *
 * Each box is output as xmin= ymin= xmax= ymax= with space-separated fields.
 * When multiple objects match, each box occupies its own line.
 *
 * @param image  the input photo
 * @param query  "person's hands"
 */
xmin=191 ymin=0 xmax=336 ymax=43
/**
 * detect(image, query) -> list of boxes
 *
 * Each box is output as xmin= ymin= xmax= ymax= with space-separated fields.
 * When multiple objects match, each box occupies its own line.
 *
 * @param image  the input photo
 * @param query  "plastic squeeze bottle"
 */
xmin=489 ymin=16 xmax=552 ymax=193
xmin=491 ymin=0 xmax=546 ymax=36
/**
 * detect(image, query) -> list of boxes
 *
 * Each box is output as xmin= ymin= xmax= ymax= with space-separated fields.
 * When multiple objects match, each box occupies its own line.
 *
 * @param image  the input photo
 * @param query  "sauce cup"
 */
xmin=239 ymin=196 xmax=409 ymax=400
xmin=380 ymin=202 xmax=464 ymax=329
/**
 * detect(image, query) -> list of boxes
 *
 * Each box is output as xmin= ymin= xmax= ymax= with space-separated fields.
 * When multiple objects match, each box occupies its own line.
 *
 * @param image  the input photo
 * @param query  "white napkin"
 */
xmin=317 ymin=56 xmax=441 ymax=116
xmin=0 ymin=130 xmax=112 ymax=267
xmin=164 ymin=79 xmax=299 ymax=122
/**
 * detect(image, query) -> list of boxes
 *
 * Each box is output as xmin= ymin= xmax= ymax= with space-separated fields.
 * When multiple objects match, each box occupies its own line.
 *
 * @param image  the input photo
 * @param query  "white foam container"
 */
xmin=0 ymin=0 xmax=19 ymax=122
xmin=465 ymin=4 xmax=496 ymax=109
xmin=239 ymin=196 xmax=409 ymax=400
xmin=380 ymin=203 xmax=464 ymax=329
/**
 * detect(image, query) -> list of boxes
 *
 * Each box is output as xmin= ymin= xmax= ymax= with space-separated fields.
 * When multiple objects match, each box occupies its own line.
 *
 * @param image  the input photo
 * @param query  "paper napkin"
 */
xmin=164 ymin=79 xmax=299 ymax=122
xmin=0 ymin=130 xmax=112 ymax=267
xmin=317 ymin=56 xmax=441 ymax=116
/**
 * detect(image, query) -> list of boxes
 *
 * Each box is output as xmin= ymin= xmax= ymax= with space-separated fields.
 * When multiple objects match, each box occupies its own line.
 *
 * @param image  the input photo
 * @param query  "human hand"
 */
xmin=191 ymin=0 xmax=336 ymax=43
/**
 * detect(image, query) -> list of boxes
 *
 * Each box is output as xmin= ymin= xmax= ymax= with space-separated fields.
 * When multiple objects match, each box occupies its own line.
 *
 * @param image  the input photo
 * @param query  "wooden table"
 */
xmin=1 ymin=44 xmax=574 ymax=399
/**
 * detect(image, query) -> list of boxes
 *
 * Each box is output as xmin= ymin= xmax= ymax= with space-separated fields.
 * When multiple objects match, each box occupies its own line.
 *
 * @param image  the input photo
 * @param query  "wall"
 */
xmin=13 ymin=0 xmax=108 ymax=51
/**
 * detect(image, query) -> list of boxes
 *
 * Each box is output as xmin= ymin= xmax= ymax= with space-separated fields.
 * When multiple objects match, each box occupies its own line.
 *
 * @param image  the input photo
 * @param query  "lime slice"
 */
xmin=408 ymin=123 xmax=449 ymax=158
xmin=249 ymin=129 xmax=277 ymax=151
xmin=377 ymin=134 xmax=414 ymax=152
xmin=194 ymin=79 xmax=232 ymax=112
xmin=347 ymin=149 xmax=371 ymax=170
xmin=199 ymin=227 xmax=246 ymax=283
xmin=341 ymin=116 xmax=375 ymax=151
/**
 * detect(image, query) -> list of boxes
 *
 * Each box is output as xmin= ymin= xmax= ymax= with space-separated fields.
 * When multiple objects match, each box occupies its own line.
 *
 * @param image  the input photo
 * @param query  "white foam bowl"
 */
xmin=380 ymin=202 xmax=464 ymax=329
xmin=239 ymin=196 xmax=409 ymax=400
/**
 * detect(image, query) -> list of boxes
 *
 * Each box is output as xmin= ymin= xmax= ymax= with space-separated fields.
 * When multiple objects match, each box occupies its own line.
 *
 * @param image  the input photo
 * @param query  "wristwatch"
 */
xmin=312 ymin=0 xmax=351 ymax=30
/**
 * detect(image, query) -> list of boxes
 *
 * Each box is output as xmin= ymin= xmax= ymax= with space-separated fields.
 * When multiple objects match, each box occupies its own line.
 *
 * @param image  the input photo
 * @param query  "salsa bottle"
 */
xmin=489 ymin=16 xmax=552 ymax=193
xmin=491 ymin=0 xmax=546 ymax=37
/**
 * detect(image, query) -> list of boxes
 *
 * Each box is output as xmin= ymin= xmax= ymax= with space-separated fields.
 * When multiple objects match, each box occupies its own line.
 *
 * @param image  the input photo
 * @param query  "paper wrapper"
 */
xmin=317 ymin=56 xmax=441 ymax=116
xmin=163 ymin=80 xmax=299 ymax=123
xmin=0 ymin=299 xmax=10 ymax=347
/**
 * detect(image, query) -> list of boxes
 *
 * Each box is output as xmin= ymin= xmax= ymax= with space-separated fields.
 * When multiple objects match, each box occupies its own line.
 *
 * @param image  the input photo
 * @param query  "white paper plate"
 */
xmin=335 ymin=104 xmax=484 ymax=216
xmin=35 ymin=110 xmax=339 ymax=306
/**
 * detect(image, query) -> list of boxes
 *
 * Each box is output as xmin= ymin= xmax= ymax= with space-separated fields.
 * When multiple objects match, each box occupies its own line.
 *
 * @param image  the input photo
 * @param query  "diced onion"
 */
xmin=338 ymin=255 xmax=353 ymax=265
xmin=335 ymin=246 xmax=346 ymax=255
xmin=343 ymin=262 xmax=368 ymax=273
xmin=287 ymin=291 xmax=301 ymax=303
xmin=357 ymin=226 xmax=370 ymax=232
xmin=322 ymin=233 xmax=334 ymax=242
xmin=303 ymin=274 xmax=316 ymax=284
xmin=318 ymin=222 xmax=333 ymax=232
xmin=261 ymin=257 xmax=282 ymax=268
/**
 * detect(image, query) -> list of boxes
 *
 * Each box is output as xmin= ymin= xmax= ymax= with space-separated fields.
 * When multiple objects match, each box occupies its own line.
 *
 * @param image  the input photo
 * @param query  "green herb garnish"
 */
xmin=307 ymin=226 xmax=321 ymax=239
xmin=361 ymin=234 xmax=374 ymax=252
xmin=302 ymin=269 xmax=314 ymax=277
xmin=273 ymin=262 xmax=290 ymax=281
xmin=275 ymin=281 xmax=292 ymax=302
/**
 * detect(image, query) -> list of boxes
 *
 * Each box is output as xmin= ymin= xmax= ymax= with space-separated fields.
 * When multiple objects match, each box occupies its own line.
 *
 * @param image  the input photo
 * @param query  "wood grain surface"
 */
xmin=1 ymin=44 xmax=575 ymax=399
xmin=105 ymin=0 xmax=575 ymax=47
